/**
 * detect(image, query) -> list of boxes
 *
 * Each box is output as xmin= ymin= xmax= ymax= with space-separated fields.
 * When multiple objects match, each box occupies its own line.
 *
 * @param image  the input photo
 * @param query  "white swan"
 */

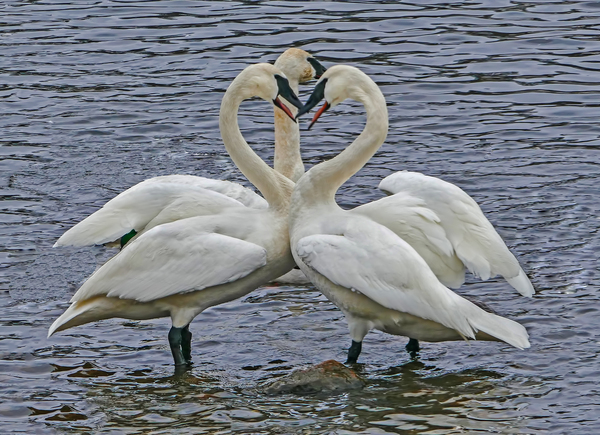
xmin=53 ymin=48 xmax=326 ymax=249
xmin=291 ymin=65 xmax=530 ymax=363
xmin=48 ymin=63 xmax=302 ymax=366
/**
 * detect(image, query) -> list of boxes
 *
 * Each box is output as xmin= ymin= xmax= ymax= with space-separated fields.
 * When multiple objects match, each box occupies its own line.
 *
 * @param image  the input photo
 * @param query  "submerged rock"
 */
xmin=263 ymin=360 xmax=366 ymax=394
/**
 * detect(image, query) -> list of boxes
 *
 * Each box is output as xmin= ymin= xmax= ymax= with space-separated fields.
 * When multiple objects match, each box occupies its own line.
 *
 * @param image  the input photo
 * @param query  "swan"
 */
xmin=53 ymin=48 xmax=326 ymax=249
xmin=48 ymin=63 xmax=303 ymax=366
xmin=291 ymin=65 xmax=530 ymax=363
xmin=274 ymin=62 xmax=532 ymax=298
xmin=299 ymin=68 xmax=533 ymax=352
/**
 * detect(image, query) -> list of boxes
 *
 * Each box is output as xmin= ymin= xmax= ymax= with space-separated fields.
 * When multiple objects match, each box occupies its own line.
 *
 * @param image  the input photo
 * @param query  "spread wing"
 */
xmin=379 ymin=171 xmax=534 ymax=296
xmin=54 ymin=176 xmax=250 ymax=247
xmin=71 ymin=217 xmax=267 ymax=303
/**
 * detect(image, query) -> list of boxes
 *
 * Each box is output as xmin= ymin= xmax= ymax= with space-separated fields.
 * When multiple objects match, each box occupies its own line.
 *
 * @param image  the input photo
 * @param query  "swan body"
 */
xmin=292 ymin=65 xmax=530 ymax=363
xmin=294 ymin=81 xmax=533 ymax=294
xmin=49 ymin=63 xmax=302 ymax=366
xmin=54 ymin=48 xmax=325 ymax=250
xmin=50 ymin=207 xmax=290 ymax=330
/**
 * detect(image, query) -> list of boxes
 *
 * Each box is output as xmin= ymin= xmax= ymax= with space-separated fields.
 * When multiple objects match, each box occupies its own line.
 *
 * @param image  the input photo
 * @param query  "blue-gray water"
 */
xmin=1 ymin=1 xmax=598 ymax=433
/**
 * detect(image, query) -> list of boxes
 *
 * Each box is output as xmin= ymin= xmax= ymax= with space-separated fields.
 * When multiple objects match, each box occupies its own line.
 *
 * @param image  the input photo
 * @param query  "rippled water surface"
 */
xmin=1 ymin=0 xmax=599 ymax=433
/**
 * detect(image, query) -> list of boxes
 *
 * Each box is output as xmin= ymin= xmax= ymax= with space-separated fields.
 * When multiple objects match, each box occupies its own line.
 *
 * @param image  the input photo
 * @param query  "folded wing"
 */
xmin=296 ymin=221 xmax=529 ymax=349
xmin=72 ymin=216 xmax=268 ymax=303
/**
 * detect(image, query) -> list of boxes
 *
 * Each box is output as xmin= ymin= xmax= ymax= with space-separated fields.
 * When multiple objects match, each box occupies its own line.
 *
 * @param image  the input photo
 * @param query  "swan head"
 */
xmin=296 ymin=65 xmax=379 ymax=129
xmin=274 ymin=48 xmax=327 ymax=87
xmin=229 ymin=63 xmax=304 ymax=121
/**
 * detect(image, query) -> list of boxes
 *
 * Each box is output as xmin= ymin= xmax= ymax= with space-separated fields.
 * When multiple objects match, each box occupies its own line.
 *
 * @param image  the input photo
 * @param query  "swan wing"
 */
xmin=177 ymin=175 xmax=268 ymax=209
xmin=134 ymin=175 xmax=268 ymax=209
xmin=296 ymin=221 xmax=529 ymax=348
xmin=379 ymin=171 xmax=534 ymax=297
xmin=351 ymin=193 xmax=465 ymax=288
xmin=54 ymin=178 xmax=246 ymax=247
xmin=296 ymin=221 xmax=477 ymax=336
xmin=135 ymin=189 xmax=247 ymax=236
xmin=71 ymin=217 xmax=267 ymax=303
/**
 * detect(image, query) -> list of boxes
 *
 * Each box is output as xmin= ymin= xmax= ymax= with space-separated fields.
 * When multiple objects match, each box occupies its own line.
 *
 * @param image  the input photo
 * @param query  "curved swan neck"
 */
xmin=273 ymin=79 xmax=304 ymax=182
xmin=219 ymin=85 xmax=293 ymax=210
xmin=297 ymin=79 xmax=388 ymax=206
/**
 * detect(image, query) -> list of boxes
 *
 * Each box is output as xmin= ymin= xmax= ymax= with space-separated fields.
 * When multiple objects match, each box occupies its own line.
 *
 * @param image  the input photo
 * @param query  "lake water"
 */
xmin=1 ymin=0 xmax=599 ymax=433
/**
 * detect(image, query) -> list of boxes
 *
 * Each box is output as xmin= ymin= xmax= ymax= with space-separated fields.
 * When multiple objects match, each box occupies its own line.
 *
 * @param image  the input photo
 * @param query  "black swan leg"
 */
xmin=181 ymin=324 xmax=193 ymax=364
xmin=346 ymin=340 xmax=362 ymax=364
xmin=406 ymin=338 xmax=420 ymax=354
xmin=168 ymin=326 xmax=187 ymax=366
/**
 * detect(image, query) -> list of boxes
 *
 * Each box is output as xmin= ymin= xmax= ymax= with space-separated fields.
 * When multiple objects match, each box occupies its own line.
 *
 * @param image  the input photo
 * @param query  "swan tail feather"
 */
xmin=48 ymin=298 xmax=111 ymax=337
xmin=458 ymin=297 xmax=530 ymax=349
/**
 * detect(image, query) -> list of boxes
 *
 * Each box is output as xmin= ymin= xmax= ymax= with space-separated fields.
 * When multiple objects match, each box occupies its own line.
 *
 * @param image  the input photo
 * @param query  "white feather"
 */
xmin=72 ymin=216 xmax=268 ymax=303
xmin=54 ymin=175 xmax=263 ymax=247
xmin=379 ymin=171 xmax=534 ymax=297
xmin=296 ymin=220 xmax=529 ymax=349
xmin=48 ymin=62 xmax=302 ymax=351
xmin=352 ymin=192 xmax=465 ymax=288
xmin=290 ymin=65 xmax=530 ymax=359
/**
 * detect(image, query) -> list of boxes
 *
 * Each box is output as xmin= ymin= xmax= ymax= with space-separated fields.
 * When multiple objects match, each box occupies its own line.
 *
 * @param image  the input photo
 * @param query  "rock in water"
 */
xmin=263 ymin=360 xmax=366 ymax=394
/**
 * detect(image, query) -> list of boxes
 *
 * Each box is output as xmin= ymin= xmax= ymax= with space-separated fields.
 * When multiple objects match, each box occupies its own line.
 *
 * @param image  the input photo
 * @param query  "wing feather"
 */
xmin=72 ymin=218 xmax=267 ymax=303
xmin=352 ymin=193 xmax=465 ymax=288
xmin=379 ymin=171 xmax=534 ymax=296
xmin=54 ymin=178 xmax=248 ymax=247
xmin=176 ymin=175 xmax=268 ymax=209
xmin=296 ymin=223 xmax=478 ymax=338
